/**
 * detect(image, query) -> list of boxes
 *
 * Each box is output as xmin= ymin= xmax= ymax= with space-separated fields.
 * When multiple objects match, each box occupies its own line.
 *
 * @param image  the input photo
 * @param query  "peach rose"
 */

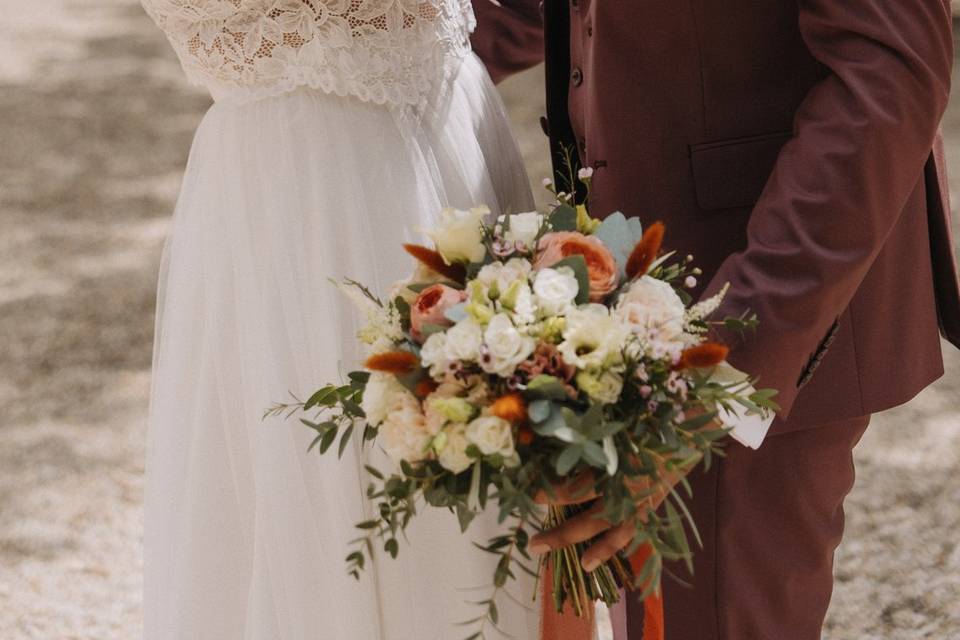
xmin=410 ymin=284 xmax=467 ymax=342
xmin=534 ymin=231 xmax=619 ymax=302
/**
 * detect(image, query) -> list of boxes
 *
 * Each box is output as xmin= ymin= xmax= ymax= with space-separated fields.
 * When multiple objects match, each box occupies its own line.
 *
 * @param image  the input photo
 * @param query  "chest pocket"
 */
xmin=689 ymin=131 xmax=793 ymax=211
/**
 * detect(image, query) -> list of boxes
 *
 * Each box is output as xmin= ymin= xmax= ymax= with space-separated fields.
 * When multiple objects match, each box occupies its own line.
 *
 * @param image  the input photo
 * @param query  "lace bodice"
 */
xmin=141 ymin=0 xmax=476 ymax=108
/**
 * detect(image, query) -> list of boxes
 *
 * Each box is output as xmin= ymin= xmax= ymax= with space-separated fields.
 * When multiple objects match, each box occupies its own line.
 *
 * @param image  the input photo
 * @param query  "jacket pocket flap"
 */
xmin=690 ymin=131 xmax=792 ymax=211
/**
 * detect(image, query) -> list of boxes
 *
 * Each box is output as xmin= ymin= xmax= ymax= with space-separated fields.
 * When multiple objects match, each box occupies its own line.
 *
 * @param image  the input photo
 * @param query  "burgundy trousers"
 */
xmin=620 ymin=416 xmax=871 ymax=640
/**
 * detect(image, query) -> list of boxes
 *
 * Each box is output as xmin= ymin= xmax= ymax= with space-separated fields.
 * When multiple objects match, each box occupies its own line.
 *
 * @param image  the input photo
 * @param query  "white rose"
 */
xmin=379 ymin=392 xmax=433 ymax=465
xmin=498 ymin=211 xmax=544 ymax=248
xmin=436 ymin=423 xmax=473 ymax=474
xmin=476 ymin=258 xmax=533 ymax=293
xmin=443 ymin=317 xmax=484 ymax=362
xmin=558 ymin=304 xmax=629 ymax=370
xmin=361 ymin=372 xmax=407 ymax=426
xmin=427 ymin=207 xmax=488 ymax=264
xmin=533 ymin=267 xmax=580 ymax=316
xmin=480 ymin=314 xmax=536 ymax=377
xmin=466 ymin=415 xmax=518 ymax=464
xmin=420 ymin=332 xmax=451 ymax=378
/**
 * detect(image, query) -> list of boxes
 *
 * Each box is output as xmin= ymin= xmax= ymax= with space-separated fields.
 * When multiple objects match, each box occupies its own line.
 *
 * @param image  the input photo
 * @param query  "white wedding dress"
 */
xmin=140 ymin=2 xmax=539 ymax=638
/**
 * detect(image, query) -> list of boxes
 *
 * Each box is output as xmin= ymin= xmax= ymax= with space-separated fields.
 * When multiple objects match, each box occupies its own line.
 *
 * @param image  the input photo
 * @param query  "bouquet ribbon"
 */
xmin=539 ymin=543 xmax=664 ymax=640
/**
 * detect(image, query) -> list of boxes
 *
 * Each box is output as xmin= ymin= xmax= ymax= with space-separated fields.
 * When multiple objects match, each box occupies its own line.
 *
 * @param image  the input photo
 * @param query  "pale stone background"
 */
xmin=0 ymin=2 xmax=958 ymax=638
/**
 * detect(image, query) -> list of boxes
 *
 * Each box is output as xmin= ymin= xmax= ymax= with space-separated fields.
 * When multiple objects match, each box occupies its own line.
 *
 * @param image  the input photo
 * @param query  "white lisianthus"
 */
xmin=476 ymin=258 xmax=533 ymax=293
xmin=466 ymin=415 xmax=519 ymax=465
xmin=443 ymin=317 xmax=484 ymax=362
xmin=532 ymin=266 xmax=580 ymax=316
xmin=558 ymin=304 xmax=629 ymax=370
xmin=575 ymin=369 xmax=624 ymax=404
xmin=427 ymin=206 xmax=488 ymax=265
xmin=480 ymin=314 xmax=536 ymax=377
xmin=498 ymin=211 xmax=544 ymax=247
xmin=616 ymin=276 xmax=687 ymax=357
xmin=361 ymin=372 xmax=407 ymax=426
xmin=428 ymin=396 xmax=477 ymax=424
xmin=436 ymin=422 xmax=473 ymax=474
xmin=501 ymin=280 xmax=537 ymax=325
xmin=420 ymin=331 xmax=452 ymax=378
xmin=379 ymin=392 xmax=433 ymax=465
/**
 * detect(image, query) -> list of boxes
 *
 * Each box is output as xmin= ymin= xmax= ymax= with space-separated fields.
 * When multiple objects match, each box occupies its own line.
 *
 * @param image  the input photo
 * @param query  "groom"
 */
xmin=472 ymin=1 xmax=960 ymax=638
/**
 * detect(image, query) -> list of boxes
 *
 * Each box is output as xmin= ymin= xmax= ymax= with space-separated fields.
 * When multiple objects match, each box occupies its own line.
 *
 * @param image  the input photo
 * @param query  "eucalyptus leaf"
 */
xmin=337 ymin=423 xmax=355 ymax=459
xmin=582 ymin=440 xmax=608 ymax=468
xmin=526 ymin=375 xmax=570 ymax=401
xmin=556 ymin=445 xmax=583 ymax=476
xmin=528 ymin=399 xmax=552 ymax=423
xmin=456 ymin=503 xmax=476 ymax=532
xmin=533 ymin=404 xmax=582 ymax=443
xmin=549 ymin=203 xmax=578 ymax=232
xmin=444 ymin=302 xmax=468 ymax=324
xmin=594 ymin=211 xmax=644 ymax=276
xmin=319 ymin=427 xmax=338 ymax=454
xmin=602 ymin=436 xmax=619 ymax=476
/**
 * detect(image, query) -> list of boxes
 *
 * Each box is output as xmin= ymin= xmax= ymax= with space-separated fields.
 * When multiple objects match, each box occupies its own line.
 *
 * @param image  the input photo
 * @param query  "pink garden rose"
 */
xmin=534 ymin=231 xmax=619 ymax=302
xmin=410 ymin=284 xmax=467 ymax=342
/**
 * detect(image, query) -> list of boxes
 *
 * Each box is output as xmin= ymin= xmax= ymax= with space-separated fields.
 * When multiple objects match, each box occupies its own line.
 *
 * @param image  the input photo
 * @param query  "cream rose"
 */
xmin=379 ymin=392 xmax=433 ymax=465
xmin=480 ymin=314 xmax=536 ymax=377
xmin=532 ymin=266 xmax=580 ymax=316
xmin=615 ymin=276 xmax=686 ymax=357
xmin=465 ymin=415 xmax=518 ymax=464
xmin=436 ymin=422 xmax=473 ymax=474
xmin=361 ymin=372 xmax=407 ymax=426
xmin=420 ymin=332 xmax=452 ymax=378
xmin=428 ymin=206 xmax=488 ymax=264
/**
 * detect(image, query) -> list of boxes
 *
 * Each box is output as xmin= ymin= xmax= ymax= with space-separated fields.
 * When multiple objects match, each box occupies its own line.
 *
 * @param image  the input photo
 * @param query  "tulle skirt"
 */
xmin=143 ymin=54 xmax=540 ymax=640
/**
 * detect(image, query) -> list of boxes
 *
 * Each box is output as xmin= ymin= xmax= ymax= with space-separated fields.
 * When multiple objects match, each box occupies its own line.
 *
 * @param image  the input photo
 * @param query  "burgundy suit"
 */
xmin=471 ymin=0 xmax=960 ymax=637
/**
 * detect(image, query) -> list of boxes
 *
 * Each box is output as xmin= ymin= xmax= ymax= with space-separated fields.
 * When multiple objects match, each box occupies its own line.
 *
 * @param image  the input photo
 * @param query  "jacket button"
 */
xmin=571 ymin=67 xmax=583 ymax=86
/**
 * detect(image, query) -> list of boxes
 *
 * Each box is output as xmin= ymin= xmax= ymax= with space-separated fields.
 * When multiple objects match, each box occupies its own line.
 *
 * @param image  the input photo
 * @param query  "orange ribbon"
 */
xmin=539 ymin=544 xmax=663 ymax=640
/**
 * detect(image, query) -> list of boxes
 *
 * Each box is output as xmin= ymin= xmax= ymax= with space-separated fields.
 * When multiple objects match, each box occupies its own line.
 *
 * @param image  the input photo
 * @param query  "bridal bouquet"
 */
xmin=267 ymin=172 xmax=776 ymax=638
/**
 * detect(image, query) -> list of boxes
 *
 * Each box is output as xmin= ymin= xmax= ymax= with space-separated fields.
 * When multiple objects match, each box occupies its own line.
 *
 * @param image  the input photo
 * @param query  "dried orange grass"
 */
xmin=625 ymin=221 xmax=665 ymax=279
xmin=403 ymin=244 xmax=467 ymax=283
xmin=364 ymin=351 xmax=420 ymax=375
xmin=677 ymin=343 xmax=729 ymax=369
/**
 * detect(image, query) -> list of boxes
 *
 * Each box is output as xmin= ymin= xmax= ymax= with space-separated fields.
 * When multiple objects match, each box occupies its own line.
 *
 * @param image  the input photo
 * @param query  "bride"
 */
xmin=140 ymin=1 xmax=540 ymax=638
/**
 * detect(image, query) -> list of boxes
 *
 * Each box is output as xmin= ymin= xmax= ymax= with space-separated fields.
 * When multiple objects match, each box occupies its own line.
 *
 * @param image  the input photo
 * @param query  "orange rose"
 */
xmin=534 ymin=231 xmax=619 ymax=302
xmin=410 ymin=284 xmax=467 ymax=342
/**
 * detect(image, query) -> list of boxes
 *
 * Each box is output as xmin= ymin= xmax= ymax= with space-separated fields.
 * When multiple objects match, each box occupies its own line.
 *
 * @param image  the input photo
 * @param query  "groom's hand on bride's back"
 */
xmin=528 ymin=413 xmax=722 ymax=572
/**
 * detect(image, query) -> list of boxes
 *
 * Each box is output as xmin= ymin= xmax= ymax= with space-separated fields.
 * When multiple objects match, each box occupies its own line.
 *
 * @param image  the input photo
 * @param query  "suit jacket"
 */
xmin=472 ymin=0 xmax=960 ymax=432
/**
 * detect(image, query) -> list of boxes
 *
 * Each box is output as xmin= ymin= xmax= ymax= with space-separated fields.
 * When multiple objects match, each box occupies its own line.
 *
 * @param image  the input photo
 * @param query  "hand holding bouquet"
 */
xmin=267 ymin=173 xmax=777 ymax=639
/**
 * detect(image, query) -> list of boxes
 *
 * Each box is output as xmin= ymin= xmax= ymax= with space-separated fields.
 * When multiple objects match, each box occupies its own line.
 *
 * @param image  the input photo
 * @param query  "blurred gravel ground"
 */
xmin=0 ymin=2 xmax=958 ymax=638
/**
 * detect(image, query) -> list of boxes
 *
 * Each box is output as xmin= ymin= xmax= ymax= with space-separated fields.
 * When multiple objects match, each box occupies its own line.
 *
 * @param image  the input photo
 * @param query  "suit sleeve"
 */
xmin=471 ymin=0 xmax=545 ymax=84
xmin=702 ymin=0 xmax=954 ymax=418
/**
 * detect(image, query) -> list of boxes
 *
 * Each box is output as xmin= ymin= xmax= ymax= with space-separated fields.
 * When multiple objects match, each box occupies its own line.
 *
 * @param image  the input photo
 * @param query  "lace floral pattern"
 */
xmin=141 ymin=0 xmax=476 ymax=107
